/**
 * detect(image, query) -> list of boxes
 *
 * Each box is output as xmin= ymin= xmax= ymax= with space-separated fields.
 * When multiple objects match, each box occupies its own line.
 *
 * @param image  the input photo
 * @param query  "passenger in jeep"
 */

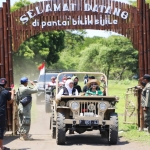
xmin=57 ymin=79 xmax=78 ymax=96
xmin=85 ymin=79 xmax=103 ymax=96
xmin=48 ymin=76 xmax=56 ymax=86
xmin=71 ymin=76 xmax=82 ymax=93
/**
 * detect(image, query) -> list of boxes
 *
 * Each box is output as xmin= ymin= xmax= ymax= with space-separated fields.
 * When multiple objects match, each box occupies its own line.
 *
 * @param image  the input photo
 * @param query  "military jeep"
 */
xmin=50 ymin=72 xmax=119 ymax=145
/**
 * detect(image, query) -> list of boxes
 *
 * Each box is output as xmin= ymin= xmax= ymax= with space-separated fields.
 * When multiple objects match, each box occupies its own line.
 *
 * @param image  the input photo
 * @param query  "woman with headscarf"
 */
xmin=57 ymin=79 xmax=78 ymax=96
xmin=85 ymin=79 xmax=103 ymax=96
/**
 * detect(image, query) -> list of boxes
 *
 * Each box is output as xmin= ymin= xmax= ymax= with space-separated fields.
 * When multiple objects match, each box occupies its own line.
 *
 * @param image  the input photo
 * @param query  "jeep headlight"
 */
xmin=59 ymin=101 xmax=65 ymax=106
xmin=99 ymin=102 xmax=107 ymax=111
xmin=70 ymin=101 xmax=79 ymax=110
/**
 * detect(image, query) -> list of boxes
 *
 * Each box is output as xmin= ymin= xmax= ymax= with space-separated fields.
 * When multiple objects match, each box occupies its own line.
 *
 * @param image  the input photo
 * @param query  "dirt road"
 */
xmin=3 ymin=100 xmax=150 ymax=150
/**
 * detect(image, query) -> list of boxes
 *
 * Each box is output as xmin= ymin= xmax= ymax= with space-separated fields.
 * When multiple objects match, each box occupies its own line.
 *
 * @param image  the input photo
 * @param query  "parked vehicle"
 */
xmin=35 ymin=72 xmax=58 ymax=105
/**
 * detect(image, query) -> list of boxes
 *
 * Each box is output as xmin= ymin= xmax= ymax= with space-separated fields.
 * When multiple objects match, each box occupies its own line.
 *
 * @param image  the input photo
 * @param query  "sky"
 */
xmin=0 ymin=0 xmax=130 ymax=37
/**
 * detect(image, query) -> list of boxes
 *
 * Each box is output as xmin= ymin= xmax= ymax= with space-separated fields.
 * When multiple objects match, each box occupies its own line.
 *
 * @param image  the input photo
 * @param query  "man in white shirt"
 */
xmin=48 ymin=76 xmax=56 ymax=86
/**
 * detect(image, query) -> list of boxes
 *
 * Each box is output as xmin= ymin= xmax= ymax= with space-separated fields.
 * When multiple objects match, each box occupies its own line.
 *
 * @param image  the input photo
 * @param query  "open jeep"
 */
xmin=50 ymin=72 xmax=119 ymax=145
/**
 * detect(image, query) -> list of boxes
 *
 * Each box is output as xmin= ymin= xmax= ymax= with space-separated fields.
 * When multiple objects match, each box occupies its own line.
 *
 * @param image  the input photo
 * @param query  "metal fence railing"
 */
xmin=124 ymin=87 xmax=139 ymax=125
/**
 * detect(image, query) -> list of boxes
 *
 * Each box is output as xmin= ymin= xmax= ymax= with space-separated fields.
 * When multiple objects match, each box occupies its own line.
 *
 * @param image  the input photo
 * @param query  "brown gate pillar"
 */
xmin=0 ymin=0 xmax=14 ymax=131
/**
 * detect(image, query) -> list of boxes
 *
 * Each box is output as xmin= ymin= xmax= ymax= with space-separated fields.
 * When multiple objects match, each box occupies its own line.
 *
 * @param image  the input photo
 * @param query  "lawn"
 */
xmin=108 ymin=79 xmax=150 ymax=144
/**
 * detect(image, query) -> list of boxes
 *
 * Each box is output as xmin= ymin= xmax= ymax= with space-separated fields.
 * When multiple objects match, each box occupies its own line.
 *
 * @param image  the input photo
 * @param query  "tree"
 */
xmin=101 ymin=36 xmax=138 ymax=80
xmin=76 ymin=35 xmax=138 ymax=79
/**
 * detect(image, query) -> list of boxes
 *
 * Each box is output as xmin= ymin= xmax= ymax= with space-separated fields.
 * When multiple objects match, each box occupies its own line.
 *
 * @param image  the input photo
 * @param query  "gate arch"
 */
xmin=11 ymin=0 xmax=137 ymax=51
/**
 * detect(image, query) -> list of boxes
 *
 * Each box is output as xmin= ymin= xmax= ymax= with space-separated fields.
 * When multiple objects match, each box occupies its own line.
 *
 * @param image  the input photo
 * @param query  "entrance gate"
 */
xmin=0 ymin=0 xmax=149 ymax=131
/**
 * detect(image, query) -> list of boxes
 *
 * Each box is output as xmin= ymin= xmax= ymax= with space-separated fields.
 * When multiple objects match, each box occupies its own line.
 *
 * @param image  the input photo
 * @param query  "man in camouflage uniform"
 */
xmin=141 ymin=74 xmax=150 ymax=133
xmin=18 ymin=77 xmax=38 ymax=140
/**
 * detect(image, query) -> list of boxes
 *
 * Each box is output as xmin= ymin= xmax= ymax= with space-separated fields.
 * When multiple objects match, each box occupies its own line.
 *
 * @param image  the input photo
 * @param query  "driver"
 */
xmin=85 ymin=79 xmax=103 ymax=96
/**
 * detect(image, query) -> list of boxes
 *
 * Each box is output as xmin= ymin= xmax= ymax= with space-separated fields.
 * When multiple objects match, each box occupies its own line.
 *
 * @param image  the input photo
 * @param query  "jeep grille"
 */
xmin=79 ymin=101 xmax=99 ymax=116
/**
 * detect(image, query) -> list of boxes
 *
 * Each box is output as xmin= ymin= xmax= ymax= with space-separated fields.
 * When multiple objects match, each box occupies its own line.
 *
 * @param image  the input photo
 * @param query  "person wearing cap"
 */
xmin=0 ymin=78 xmax=15 ymax=150
xmin=141 ymin=74 xmax=150 ymax=133
xmin=67 ymin=76 xmax=71 ymax=80
xmin=71 ymin=76 xmax=82 ymax=93
xmin=48 ymin=76 xmax=56 ymax=86
xmin=85 ymin=79 xmax=103 ymax=96
xmin=18 ymin=77 xmax=38 ymax=141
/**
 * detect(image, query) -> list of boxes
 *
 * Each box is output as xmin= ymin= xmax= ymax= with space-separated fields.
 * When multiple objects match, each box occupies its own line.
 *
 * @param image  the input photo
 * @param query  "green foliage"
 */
xmin=130 ymin=0 xmax=150 ymax=7
xmin=13 ymin=30 xmax=65 ymax=80
xmin=11 ymin=0 xmax=31 ymax=12
xmin=69 ymin=35 xmax=138 ymax=80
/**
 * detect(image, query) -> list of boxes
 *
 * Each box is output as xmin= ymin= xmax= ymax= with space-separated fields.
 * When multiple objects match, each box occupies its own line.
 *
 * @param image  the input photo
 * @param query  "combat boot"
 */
xmin=20 ymin=134 xmax=33 ymax=141
xmin=19 ymin=134 xmax=26 ymax=141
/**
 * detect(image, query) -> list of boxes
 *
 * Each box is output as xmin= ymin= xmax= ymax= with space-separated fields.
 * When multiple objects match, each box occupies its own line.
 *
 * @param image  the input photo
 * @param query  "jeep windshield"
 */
xmin=39 ymin=73 xmax=58 ymax=82
xmin=39 ymin=73 xmax=74 ymax=82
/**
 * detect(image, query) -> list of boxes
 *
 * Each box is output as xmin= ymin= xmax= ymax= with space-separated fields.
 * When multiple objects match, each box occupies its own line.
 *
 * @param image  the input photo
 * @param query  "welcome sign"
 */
xmin=19 ymin=0 xmax=129 ymax=28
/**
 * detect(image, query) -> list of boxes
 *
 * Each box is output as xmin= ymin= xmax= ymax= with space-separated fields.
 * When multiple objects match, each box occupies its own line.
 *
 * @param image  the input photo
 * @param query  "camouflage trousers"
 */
xmin=18 ymin=103 xmax=31 ymax=135
xmin=144 ymin=108 xmax=150 ymax=131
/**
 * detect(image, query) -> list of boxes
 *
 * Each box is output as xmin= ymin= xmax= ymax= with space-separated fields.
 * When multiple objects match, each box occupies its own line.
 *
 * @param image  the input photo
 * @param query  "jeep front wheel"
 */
xmin=45 ymin=94 xmax=51 ymax=113
xmin=50 ymin=110 xmax=56 ymax=139
xmin=108 ymin=113 xmax=118 ymax=145
xmin=56 ymin=112 xmax=66 ymax=145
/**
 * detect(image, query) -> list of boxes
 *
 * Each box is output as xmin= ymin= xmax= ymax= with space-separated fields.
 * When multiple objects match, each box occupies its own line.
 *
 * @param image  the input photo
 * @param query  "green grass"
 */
xmin=108 ymin=79 xmax=150 ymax=144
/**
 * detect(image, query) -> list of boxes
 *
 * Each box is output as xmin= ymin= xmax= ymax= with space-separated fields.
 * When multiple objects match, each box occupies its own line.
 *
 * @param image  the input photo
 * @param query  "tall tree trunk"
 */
xmin=106 ymin=65 xmax=111 ymax=79
xmin=119 ymin=66 xmax=126 ymax=80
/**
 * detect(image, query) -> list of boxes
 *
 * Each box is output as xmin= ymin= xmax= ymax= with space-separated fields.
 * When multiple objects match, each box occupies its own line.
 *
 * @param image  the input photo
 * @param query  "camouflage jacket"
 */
xmin=18 ymin=84 xmax=38 ymax=99
xmin=141 ymin=82 xmax=150 ymax=108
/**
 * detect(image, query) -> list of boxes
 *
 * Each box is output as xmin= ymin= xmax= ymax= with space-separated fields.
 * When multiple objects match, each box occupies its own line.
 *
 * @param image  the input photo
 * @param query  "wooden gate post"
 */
xmin=137 ymin=0 xmax=145 ymax=130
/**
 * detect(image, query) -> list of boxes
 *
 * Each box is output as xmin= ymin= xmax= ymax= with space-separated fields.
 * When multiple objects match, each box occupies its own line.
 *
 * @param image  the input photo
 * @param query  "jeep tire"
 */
xmin=50 ymin=109 xmax=56 ymax=139
xmin=56 ymin=112 xmax=66 ymax=145
xmin=45 ymin=94 xmax=51 ymax=113
xmin=108 ymin=113 xmax=118 ymax=145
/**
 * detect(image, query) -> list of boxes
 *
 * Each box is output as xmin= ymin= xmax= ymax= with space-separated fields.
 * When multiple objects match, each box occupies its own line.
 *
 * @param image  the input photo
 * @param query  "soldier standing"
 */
xmin=18 ymin=77 xmax=38 ymax=140
xmin=0 ymin=78 xmax=15 ymax=150
xmin=141 ymin=74 xmax=150 ymax=133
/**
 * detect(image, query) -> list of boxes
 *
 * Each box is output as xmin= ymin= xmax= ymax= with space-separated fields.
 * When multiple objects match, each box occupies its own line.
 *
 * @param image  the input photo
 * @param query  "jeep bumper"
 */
xmin=64 ymin=117 xmax=113 ymax=125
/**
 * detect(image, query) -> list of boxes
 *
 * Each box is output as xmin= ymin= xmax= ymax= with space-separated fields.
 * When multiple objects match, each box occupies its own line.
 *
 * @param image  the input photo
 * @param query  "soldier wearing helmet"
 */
xmin=17 ymin=77 xmax=38 ymax=141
